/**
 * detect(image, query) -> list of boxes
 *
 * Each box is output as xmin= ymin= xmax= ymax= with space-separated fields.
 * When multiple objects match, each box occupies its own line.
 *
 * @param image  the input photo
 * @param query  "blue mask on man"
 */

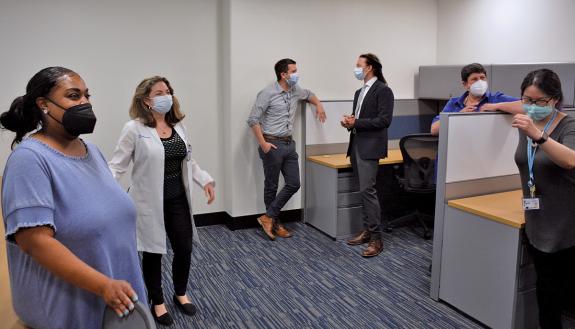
xmin=354 ymin=67 xmax=364 ymax=80
xmin=523 ymin=104 xmax=554 ymax=121
xmin=286 ymin=73 xmax=299 ymax=87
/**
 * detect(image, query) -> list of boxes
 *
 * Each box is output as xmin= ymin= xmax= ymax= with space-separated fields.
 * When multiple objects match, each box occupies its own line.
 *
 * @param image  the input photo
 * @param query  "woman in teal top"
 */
xmin=1 ymin=67 xmax=145 ymax=329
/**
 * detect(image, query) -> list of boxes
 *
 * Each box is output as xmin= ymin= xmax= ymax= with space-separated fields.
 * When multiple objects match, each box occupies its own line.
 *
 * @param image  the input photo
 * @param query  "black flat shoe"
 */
xmin=151 ymin=305 xmax=174 ymax=326
xmin=173 ymin=295 xmax=197 ymax=316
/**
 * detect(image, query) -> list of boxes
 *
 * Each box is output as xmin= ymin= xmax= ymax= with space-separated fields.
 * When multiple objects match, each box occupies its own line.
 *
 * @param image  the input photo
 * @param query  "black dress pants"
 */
xmin=142 ymin=193 xmax=194 ymax=305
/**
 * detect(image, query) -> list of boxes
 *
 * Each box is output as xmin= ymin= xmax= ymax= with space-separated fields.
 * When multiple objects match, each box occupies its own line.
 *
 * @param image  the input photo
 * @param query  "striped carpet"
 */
xmin=155 ymin=222 xmax=488 ymax=329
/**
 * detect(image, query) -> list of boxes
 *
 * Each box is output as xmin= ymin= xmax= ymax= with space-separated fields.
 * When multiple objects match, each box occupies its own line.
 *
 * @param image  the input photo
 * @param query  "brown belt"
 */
xmin=263 ymin=134 xmax=292 ymax=142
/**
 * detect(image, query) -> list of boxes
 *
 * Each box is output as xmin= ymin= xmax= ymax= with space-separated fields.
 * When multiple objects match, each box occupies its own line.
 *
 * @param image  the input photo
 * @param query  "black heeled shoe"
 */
xmin=150 ymin=304 xmax=174 ymax=326
xmin=173 ymin=295 xmax=197 ymax=316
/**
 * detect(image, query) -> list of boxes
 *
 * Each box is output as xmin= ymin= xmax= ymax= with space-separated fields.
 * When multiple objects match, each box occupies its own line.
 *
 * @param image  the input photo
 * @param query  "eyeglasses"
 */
xmin=521 ymin=96 xmax=552 ymax=107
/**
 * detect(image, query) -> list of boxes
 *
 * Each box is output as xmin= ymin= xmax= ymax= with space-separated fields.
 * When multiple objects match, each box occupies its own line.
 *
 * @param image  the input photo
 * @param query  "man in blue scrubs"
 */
xmin=430 ymin=63 xmax=518 ymax=135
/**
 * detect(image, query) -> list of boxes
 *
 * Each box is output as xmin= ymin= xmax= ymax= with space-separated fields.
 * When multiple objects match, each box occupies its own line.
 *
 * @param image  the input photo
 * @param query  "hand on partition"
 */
xmin=511 ymin=114 xmax=540 ymax=139
xmin=204 ymin=182 xmax=215 ymax=205
xmin=479 ymin=103 xmax=498 ymax=112
xmin=315 ymin=104 xmax=327 ymax=123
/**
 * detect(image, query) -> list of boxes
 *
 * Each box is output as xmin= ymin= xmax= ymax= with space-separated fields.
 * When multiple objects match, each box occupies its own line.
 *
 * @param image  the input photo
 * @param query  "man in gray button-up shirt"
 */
xmin=247 ymin=58 xmax=326 ymax=240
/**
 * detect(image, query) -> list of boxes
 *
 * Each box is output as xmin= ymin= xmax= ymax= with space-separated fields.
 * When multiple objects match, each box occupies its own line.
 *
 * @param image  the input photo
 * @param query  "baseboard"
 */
xmin=194 ymin=209 xmax=303 ymax=230
xmin=193 ymin=211 xmax=229 ymax=227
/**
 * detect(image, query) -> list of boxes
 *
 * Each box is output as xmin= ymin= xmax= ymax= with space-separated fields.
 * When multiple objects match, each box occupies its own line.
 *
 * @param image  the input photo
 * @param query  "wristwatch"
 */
xmin=535 ymin=131 xmax=549 ymax=145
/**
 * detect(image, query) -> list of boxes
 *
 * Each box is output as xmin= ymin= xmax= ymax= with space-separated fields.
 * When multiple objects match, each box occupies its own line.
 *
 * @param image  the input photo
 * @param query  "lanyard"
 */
xmin=526 ymin=110 xmax=557 ymax=197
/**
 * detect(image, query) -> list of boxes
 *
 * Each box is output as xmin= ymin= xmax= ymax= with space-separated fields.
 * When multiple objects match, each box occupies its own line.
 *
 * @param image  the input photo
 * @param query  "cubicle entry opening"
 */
xmin=302 ymin=99 xmax=438 ymax=240
xmin=430 ymin=112 xmax=539 ymax=329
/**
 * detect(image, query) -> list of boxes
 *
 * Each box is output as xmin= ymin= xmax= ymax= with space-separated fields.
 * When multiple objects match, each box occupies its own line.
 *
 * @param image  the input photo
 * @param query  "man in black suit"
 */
xmin=341 ymin=53 xmax=394 ymax=257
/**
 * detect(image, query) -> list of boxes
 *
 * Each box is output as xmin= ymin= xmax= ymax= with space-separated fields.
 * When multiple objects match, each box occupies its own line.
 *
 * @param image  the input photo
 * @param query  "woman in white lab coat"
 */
xmin=109 ymin=76 xmax=215 ymax=326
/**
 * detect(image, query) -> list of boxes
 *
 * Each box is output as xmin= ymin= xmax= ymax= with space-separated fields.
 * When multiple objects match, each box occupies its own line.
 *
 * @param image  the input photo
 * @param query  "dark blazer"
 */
xmin=346 ymin=79 xmax=394 ymax=160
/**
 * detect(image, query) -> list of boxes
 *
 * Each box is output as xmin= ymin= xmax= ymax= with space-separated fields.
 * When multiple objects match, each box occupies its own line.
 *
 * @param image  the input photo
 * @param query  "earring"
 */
xmin=42 ymin=108 xmax=48 ymax=114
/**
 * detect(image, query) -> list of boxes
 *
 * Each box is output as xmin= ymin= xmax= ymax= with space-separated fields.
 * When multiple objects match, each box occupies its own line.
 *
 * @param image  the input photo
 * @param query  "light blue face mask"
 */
xmin=354 ymin=67 xmax=364 ymax=80
xmin=152 ymin=95 xmax=173 ymax=114
xmin=523 ymin=103 xmax=554 ymax=121
xmin=286 ymin=73 xmax=299 ymax=87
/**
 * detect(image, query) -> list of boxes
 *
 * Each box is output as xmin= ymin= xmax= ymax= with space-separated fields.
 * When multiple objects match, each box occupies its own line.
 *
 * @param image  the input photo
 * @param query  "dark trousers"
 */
xmin=529 ymin=242 xmax=575 ymax=329
xmin=142 ymin=193 xmax=194 ymax=305
xmin=350 ymin=140 xmax=382 ymax=240
xmin=258 ymin=139 xmax=301 ymax=221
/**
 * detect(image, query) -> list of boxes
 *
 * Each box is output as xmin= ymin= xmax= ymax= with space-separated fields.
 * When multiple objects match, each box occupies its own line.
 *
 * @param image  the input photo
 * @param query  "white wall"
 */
xmin=437 ymin=0 xmax=575 ymax=64
xmin=1 ymin=0 xmax=446 ymax=219
xmin=223 ymin=0 xmax=438 ymax=217
xmin=0 ymin=0 xmax=223 ymax=214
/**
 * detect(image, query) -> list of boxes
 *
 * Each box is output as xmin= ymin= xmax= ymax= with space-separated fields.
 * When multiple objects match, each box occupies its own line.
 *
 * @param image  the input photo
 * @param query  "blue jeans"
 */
xmin=258 ymin=140 xmax=301 ymax=221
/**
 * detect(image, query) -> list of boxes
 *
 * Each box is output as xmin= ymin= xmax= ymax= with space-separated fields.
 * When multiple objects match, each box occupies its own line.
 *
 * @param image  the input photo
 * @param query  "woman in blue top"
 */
xmin=0 ymin=67 xmax=146 ymax=329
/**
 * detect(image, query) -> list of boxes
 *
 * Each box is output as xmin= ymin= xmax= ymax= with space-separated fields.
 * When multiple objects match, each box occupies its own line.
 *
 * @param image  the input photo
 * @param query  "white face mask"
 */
xmin=469 ymin=80 xmax=488 ymax=97
xmin=151 ymin=95 xmax=173 ymax=114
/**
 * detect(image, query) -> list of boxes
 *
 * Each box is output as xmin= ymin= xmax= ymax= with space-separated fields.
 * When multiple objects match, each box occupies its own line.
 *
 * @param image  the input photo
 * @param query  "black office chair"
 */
xmin=386 ymin=133 xmax=438 ymax=240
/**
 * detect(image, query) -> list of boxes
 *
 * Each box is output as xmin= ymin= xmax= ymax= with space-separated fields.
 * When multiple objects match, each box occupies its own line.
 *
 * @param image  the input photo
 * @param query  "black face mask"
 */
xmin=46 ymin=99 xmax=97 ymax=137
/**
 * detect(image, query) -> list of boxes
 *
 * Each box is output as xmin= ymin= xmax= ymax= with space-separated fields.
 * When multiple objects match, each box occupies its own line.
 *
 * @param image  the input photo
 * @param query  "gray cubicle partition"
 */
xmin=431 ymin=112 xmax=521 ymax=298
xmin=419 ymin=62 xmax=575 ymax=106
xmin=430 ymin=112 xmax=540 ymax=329
xmin=304 ymin=99 xmax=437 ymax=156
xmin=418 ymin=64 xmax=492 ymax=99
xmin=490 ymin=63 xmax=575 ymax=107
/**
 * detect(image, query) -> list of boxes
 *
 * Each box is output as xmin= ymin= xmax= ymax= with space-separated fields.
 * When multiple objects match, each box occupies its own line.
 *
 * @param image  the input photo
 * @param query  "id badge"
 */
xmin=522 ymin=197 xmax=540 ymax=210
xmin=186 ymin=144 xmax=192 ymax=161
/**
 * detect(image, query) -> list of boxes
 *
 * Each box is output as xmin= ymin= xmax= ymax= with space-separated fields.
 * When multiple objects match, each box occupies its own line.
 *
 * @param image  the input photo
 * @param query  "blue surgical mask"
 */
xmin=354 ymin=67 xmax=364 ymax=80
xmin=286 ymin=73 xmax=299 ymax=87
xmin=152 ymin=95 xmax=173 ymax=114
xmin=523 ymin=104 xmax=554 ymax=121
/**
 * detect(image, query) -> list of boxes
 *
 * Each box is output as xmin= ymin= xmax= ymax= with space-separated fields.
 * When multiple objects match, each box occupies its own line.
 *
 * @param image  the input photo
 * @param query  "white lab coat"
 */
xmin=108 ymin=119 xmax=214 ymax=254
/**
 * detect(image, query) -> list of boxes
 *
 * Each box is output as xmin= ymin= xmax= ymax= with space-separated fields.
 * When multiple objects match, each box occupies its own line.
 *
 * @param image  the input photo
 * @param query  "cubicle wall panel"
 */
xmin=445 ymin=113 xmax=519 ymax=183
xmin=418 ymin=65 xmax=492 ymax=99
xmin=388 ymin=115 xmax=436 ymax=140
xmin=491 ymin=63 xmax=575 ymax=107
xmin=305 ymin=100 xmax=439 ymax=150
xmin=440 ymin=207 xmax=520 ymax=329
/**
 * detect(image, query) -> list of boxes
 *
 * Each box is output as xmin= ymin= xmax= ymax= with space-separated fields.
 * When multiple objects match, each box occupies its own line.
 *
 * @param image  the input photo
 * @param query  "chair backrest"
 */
xmin=399 ymin=133 xmax=439 ymax=191
xmin=102 ymin=301 xmax=157 ymax=329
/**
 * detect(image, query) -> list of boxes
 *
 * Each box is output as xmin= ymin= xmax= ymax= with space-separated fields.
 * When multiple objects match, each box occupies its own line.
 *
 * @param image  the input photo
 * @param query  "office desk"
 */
xmin=305 ymin=150 xmax=403 ymax=239
xmin=440 ymin=190 xmax=537 ymax=329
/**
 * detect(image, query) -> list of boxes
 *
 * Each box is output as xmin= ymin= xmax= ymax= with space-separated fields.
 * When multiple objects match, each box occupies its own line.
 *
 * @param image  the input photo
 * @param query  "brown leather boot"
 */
xmin=362 ymin=240 xmax=383 ymax=257
xmin=274 ymin=224 xmax=293 ymax=238
xmin=347 ymin=230 xmax=371 ymax=246
xmin=257 ymin=215 xmax=275 ymax=240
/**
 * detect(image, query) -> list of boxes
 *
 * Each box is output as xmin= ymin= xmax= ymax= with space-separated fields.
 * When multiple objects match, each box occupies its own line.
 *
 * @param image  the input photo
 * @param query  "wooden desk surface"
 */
xmin=448 ymin=190 xmax=525 ymax=229
xmin=307 ymin=149 xmax=403 ymax=169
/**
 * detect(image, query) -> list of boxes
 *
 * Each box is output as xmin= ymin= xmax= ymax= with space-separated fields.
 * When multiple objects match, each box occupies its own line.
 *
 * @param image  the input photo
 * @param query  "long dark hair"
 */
xmin=359 ymin=53 xmax=387 ymax=85
xmin=0 ymin=66 xmax=77 ymax=148
xmin=520 ymin=69 xmax=563 ymax=110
